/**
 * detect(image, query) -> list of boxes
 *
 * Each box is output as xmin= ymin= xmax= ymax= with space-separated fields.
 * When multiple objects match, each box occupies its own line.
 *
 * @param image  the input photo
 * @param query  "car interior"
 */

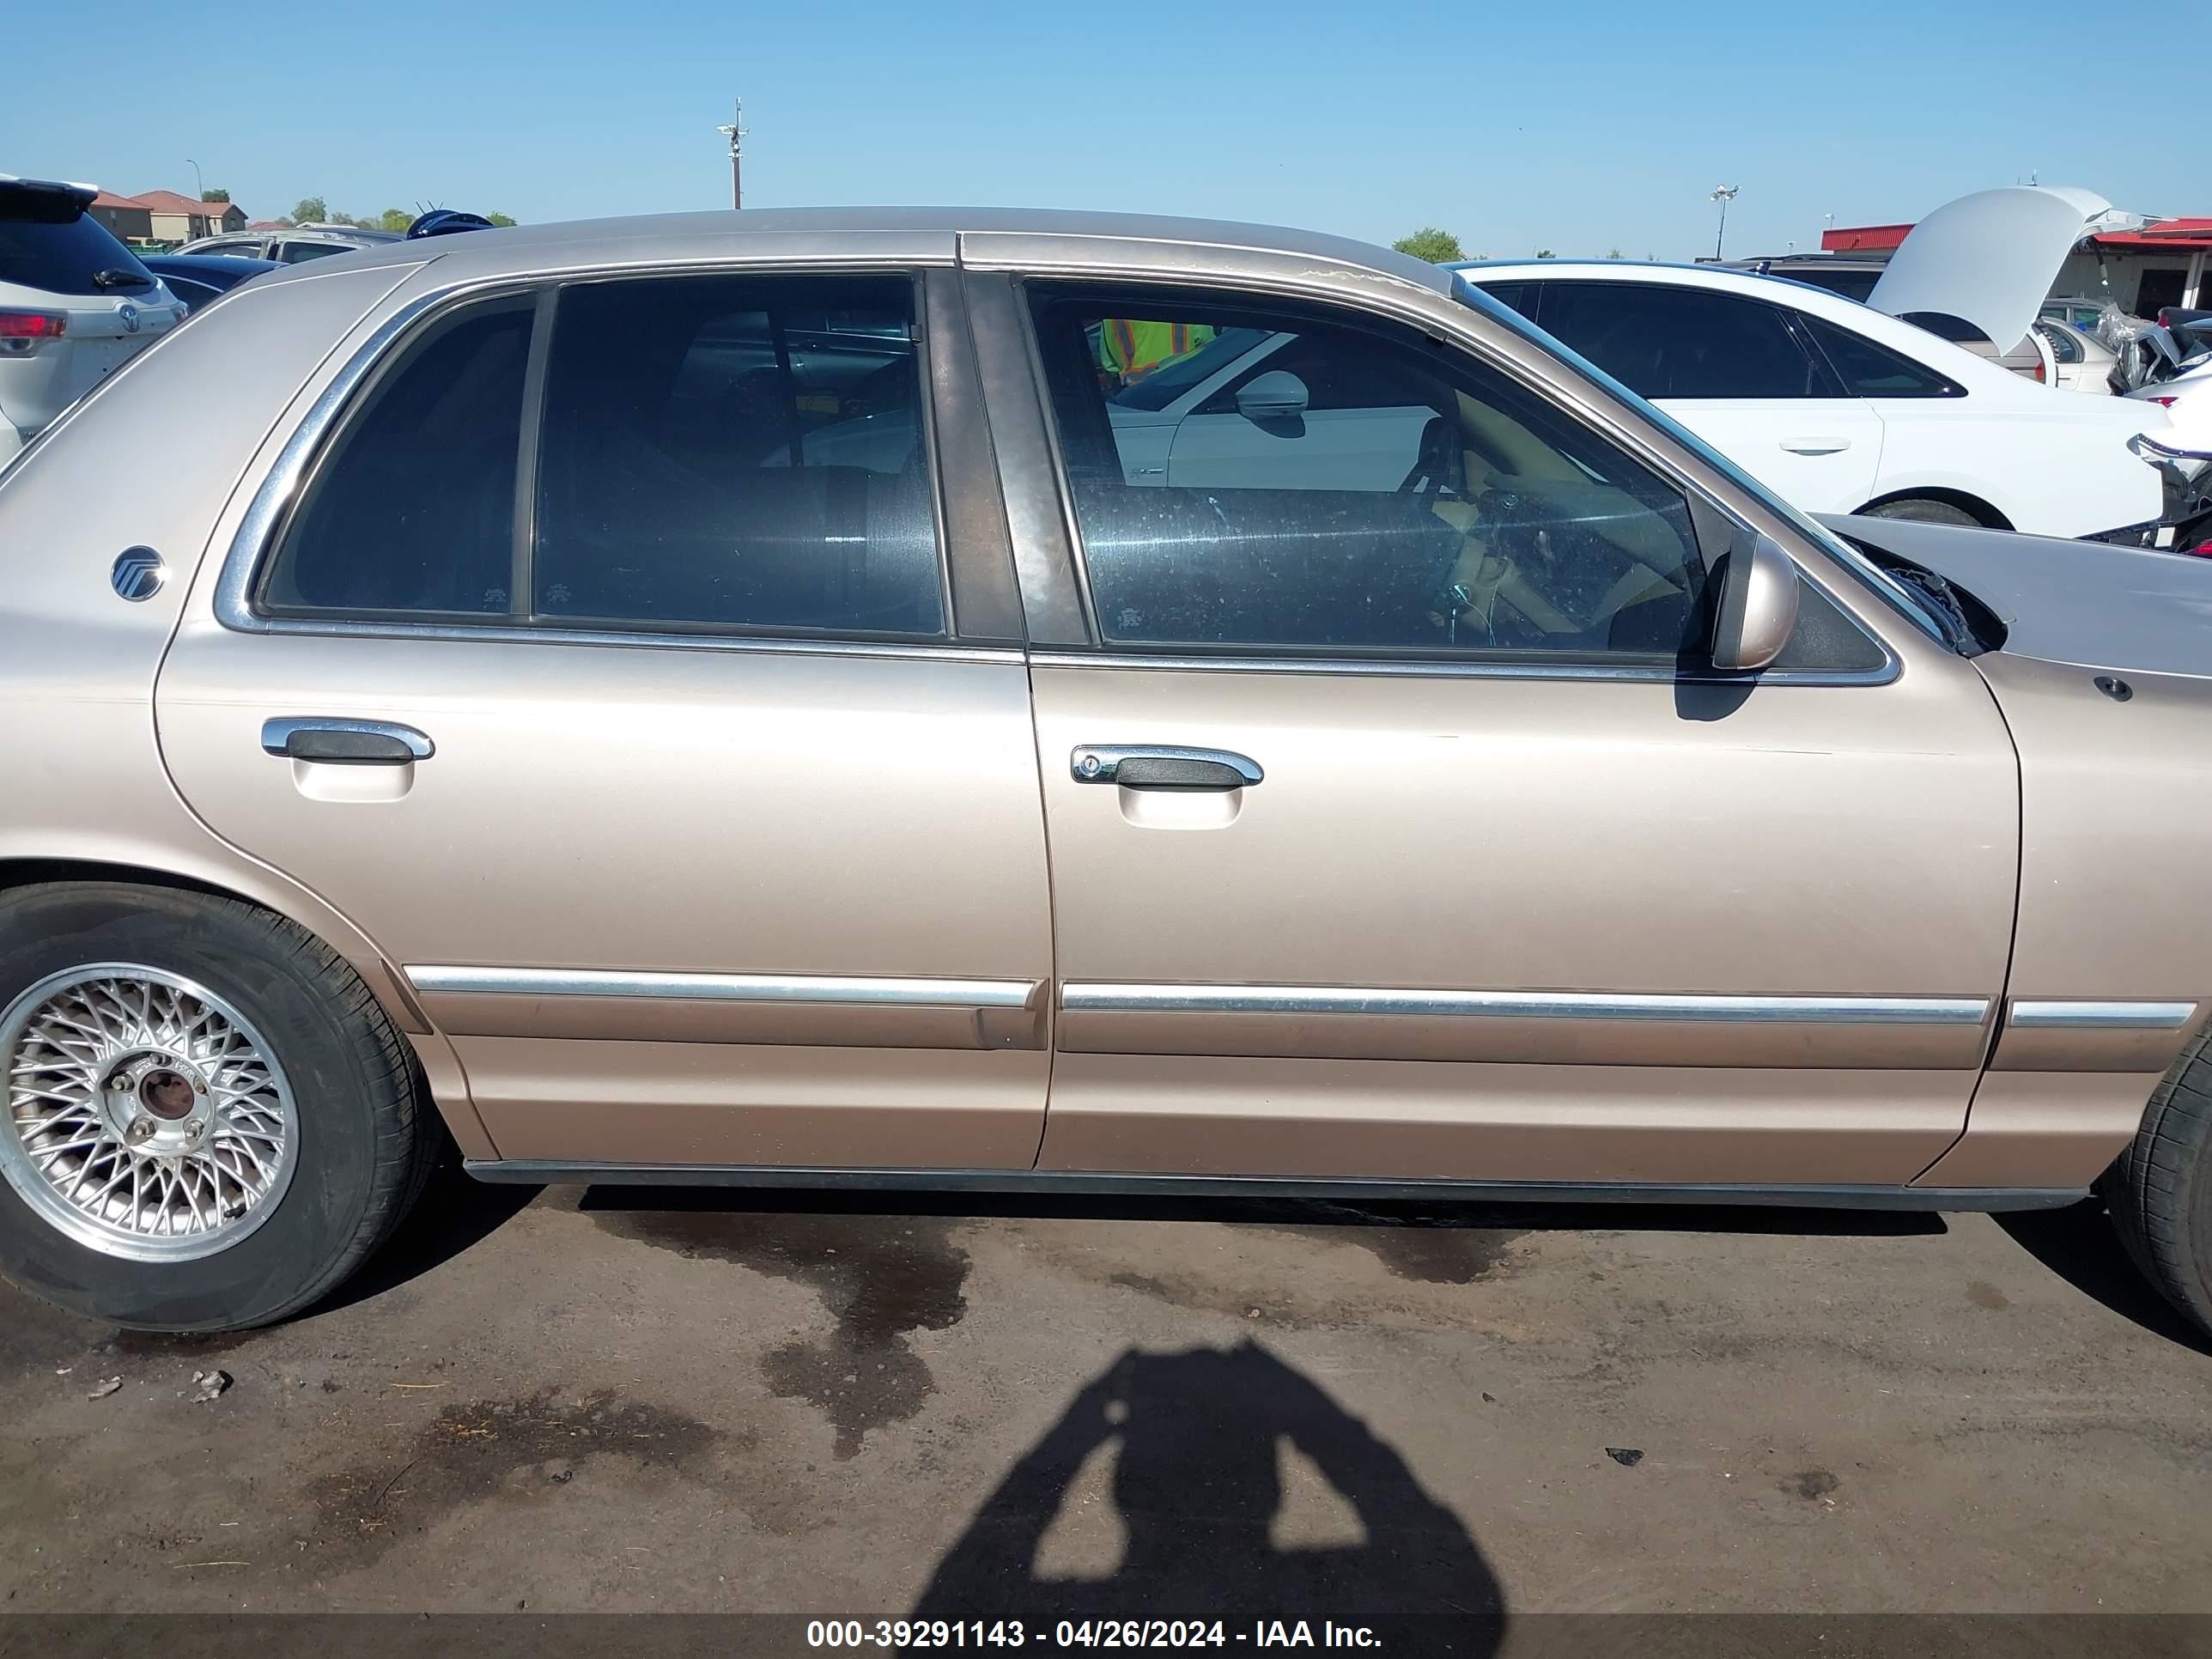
xmin=1037 ymin=295 xmax=1705 ymax=657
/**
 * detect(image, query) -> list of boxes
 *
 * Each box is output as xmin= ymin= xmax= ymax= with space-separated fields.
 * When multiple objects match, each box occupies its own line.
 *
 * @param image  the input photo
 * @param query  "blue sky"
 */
xmin=2 ymin=0 xmax=2187 ymax=259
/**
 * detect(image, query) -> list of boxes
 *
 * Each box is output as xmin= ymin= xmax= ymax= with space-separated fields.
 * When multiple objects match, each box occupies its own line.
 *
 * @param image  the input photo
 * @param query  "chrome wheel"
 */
xmin=0 ymin=965 xmax=298 ymax=1261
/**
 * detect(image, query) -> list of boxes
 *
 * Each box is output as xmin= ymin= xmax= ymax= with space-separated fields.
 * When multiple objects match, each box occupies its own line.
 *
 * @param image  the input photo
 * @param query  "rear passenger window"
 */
xmin=1537 ymin=283 xmax=1838 ymax=400
xmin=260 ymin=299 xmax=531 ymax=617
xmin=1798 ymin=314 xmax=1965 ymax=398
xmin=532 ymin=273 xmax=944 ymax=637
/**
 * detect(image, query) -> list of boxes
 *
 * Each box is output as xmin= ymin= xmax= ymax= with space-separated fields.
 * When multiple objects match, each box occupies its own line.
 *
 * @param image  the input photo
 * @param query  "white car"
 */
xmin=2033 ymin=318 xmax=2119 ymax=395
xmin=0 ymin=177 xmax=184 ymax=463
xmin=1453 ymin=259 xmax=2165 ymax=536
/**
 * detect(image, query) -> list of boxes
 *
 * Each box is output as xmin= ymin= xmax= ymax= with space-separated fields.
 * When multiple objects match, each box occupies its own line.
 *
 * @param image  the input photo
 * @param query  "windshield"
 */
xmin=1448 ymin=273 xmax=1948 ymax=644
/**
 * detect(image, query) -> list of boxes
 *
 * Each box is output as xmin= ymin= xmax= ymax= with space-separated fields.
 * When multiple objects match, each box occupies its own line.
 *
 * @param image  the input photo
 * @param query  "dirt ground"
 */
xmin=0 ymin=1165 xmax=2206 ymax=1645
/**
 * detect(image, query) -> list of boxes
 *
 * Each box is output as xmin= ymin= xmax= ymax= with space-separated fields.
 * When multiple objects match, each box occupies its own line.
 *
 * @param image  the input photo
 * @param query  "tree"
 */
xmin=1535 ymin=249 xmax=1556 ymax=259
xmin=291 ymin=196 xmax=330 ymax=225
xmin=375 ymin=208 xmax=413 ymax=233
xmin=201 ymin=187 xmax=230 ymax=204
xmin=1605 ymin=247 xmax=1624 ymax=260
xmin=1391 ymin=227 xmax=1464 ymax=264
xmin=486 ymin=211 xmax=517 ymax=228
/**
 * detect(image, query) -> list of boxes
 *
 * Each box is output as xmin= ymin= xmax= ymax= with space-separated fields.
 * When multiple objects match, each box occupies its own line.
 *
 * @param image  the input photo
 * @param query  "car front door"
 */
xmin=988 ymin=270 xmax=2015 ymax=1188
xmin=1523 ymin=279 xmax=1889 ymax=516
xmin=156 ymin=264 xmax=1053 ymax=1170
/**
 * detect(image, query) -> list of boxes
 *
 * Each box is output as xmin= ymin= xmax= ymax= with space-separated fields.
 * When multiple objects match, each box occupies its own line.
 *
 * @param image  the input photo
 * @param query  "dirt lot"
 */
xmin=0 ymin=1167 xmax=2206 ymax=1646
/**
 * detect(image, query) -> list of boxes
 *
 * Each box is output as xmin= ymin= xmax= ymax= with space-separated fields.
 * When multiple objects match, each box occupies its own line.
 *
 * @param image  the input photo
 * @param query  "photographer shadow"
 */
xmin=913 ymin=1341 xmax=1505 ymax=1652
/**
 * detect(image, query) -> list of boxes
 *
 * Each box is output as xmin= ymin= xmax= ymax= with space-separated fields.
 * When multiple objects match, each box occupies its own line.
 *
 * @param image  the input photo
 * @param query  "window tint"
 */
xmin=532 ymin=272 xmax=942 ymax=636
xmin=2036 ymin=322 xmax=2083 ymax=365
xmin=1797 ymin=313 xmax=1964 ymax=398
xmin=1470 ymin=281 xmax=1534 ymax=319
xmin=1030 ymin=287 xmax=1704 ymax=659
xmin=0 ymin=202 xmax=155 ymax=297
xmin=278 ymin=240 xmax=344 ymax=264
xmin=261 ymin=301 xmax=531 ymax=616
xmin=1536 ymin=283 xmax=1838 ymax=400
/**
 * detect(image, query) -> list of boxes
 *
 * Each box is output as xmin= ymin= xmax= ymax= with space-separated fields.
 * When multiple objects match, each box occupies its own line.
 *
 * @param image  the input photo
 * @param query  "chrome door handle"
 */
xmin=1779 ymin=436 xmax=1851 ymax=455
xmin=1071 ymin=744 xmax=1262 ymax=790
xmin=262 ymin=717 xmax=434 ymax=765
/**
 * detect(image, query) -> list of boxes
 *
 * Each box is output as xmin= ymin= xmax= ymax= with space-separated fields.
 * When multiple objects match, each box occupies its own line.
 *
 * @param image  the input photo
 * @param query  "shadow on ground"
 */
xmin=1996 ymin=1199 xmax=2212 ymax=1356
xmin=911 ymin=1340 xmax=1507 ymax=1651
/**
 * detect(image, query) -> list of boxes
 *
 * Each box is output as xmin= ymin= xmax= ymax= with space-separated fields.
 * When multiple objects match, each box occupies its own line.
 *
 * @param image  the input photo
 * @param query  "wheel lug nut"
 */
xmin=125 ymin=1119 xmax=154 ymax=1143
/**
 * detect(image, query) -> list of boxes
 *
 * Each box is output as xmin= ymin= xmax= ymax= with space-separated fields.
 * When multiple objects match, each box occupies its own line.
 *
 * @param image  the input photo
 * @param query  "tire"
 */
xmin=2102 ymin=1030 xmax=2212 ymax=1340
xmin=1861 ymin=496 xmax=1985 ymax=528
xmin=0 ymin=882 xmax=438 ymax=1331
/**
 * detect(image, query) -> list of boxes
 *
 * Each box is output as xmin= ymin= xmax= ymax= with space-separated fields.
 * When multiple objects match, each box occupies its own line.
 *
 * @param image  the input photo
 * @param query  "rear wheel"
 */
xmin=0 ymin=882 xmax=437 ymax=1331
xmin=1860 ymin=495 xmax=1985 ymax=528
xmin=2103 ymin=1033 xmax=2212 ymax=1340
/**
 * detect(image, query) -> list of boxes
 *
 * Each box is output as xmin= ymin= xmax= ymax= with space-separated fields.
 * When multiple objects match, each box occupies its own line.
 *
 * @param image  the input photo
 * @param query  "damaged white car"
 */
xmin=1455 ymin=188 xmax=2179 ymax=543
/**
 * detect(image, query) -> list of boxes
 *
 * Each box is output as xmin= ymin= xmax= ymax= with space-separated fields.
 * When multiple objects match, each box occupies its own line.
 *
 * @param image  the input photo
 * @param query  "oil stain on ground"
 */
xmin=304 ymin=1388 xmax=718 ymax=1570
xmin=590 ymin=1209 xmax=969 ymax=1461
xmin=1275 ymin=1218 xmax=1527 ymax=1285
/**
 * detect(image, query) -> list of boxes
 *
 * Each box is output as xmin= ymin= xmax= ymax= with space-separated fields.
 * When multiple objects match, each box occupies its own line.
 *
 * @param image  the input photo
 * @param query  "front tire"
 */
xmin=2104 ymin=1032 xmax=2212 ymax=1340
xmin=0 ymin=882 xmax=436 ymax=1331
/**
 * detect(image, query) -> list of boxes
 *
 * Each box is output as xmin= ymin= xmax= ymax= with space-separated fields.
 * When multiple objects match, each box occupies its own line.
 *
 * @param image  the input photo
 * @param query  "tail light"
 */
xmin=0 ymin=311 xmax=66 ymax=339
xmin=2031 ymin=356 xmax=2046 ymax=382
xmin=2148 ymin=396 xmax=2179 ymax=408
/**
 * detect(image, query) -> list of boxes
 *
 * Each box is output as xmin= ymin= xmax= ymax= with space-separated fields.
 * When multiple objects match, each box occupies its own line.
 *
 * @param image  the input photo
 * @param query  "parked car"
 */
xmin=1724 ymin=253 xmax=1887 ymax=303
xmin=3 ymin=208 xmax=2212 ymax=1341
xmin=2042 ymin=297 xmax=2114 ymax=331
xmin=1454 ymin=259 xmax=2166 ymax=535
xmin=2032 ymin=317 xmax=2119 ymax=393
xmin=0 ymin=175 xmax=185 ymax=463
xmin=137 ymin=252 xmax=281 ymax=314
xmin=175 ymin=224 xmax=400 ymax=264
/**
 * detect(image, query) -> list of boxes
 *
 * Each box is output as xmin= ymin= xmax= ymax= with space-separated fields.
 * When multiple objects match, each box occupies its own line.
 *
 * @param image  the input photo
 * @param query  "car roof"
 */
xmin=243 ymin=206 xmax=1457 ymax=295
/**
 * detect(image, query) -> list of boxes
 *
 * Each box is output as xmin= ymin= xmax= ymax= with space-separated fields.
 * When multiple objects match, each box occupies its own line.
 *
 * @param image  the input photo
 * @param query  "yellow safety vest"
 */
xmin=1100 ymin=318 xmax=1217 ymax=380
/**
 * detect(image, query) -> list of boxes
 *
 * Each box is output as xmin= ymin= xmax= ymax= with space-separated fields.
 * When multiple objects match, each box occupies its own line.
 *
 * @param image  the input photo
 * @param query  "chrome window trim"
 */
xmin=1061 ymin=984 xmax=1990 ymax=1024
xmin=1027 ymin=648 xmax=1897 ymax=688
xmin=408 ymin=965 xmax=1038 ymax=1010
xmin=215 ymin=259 xmax=971 ymax=652
xmin=2007 ymin=1000 xmax=2197 ymax=1030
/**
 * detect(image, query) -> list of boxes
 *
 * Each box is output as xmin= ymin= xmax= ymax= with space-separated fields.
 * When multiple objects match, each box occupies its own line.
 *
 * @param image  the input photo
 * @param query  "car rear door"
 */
xmin=156 ymin=258 xmax=1053 ymax=1171
xmin=965 ymin=258 xmax=2016 ymax=1189
xmin=1522 ymin=279 xmax=1887 ymax=515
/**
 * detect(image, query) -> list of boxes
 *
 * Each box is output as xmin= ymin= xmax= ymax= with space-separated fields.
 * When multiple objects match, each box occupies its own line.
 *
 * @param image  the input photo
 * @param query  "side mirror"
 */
xmin=1236 ymin=370 xmax=1309 ymax=423
xmin=1710 ymin=534 xmax=1800 ymax=672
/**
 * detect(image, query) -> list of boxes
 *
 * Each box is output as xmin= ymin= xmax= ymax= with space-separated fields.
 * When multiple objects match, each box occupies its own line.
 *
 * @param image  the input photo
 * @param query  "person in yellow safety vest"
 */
xmin=1098 ymin=317 xmax=1217 ymax=385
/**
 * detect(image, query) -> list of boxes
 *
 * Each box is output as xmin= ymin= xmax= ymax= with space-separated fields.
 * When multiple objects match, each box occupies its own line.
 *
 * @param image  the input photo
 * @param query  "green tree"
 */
xmin=486 ymin=211 xmax=517 ymax=228
xmin=375 ymin=208 xmax=414 ymax=233
xmin=291 ymin=196 xmax=330 ymax=225
xmin=1391 ymin=227 xmax=1464 ymax=264
xmin=1606 ymin=247 xmax=1624 ymax=260
xmin=201 ymin=187 xmax=231 ymax=204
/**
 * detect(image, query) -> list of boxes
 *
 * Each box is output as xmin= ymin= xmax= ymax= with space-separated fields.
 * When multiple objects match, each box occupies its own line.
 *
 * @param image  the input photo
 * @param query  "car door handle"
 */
xmin=1071 ymin=744 xmax=1262 ymax=790
xmin=261 ymin=717 xmax=434 ymax=765
xmin=1779 ymin=436 xmax=1852 ymax=455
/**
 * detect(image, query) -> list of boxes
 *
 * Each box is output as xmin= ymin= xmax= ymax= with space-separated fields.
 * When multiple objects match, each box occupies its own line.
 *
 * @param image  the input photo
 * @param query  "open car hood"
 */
xmin=1820 ymin=514 xmax=2212 ymax=679
xmin=1867 ymin=186 xmax=2148 ymax=354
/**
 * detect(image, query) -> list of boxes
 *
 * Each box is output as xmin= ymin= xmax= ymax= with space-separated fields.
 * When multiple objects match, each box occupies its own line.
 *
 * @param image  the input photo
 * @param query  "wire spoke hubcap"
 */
xmin=0 ymin=965 xmax=298 ymax=1261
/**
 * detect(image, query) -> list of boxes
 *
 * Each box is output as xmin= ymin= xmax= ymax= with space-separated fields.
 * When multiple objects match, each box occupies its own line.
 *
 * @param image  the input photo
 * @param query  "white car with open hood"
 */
xmin=1453 ymin=188 xmax=2173 ymax=541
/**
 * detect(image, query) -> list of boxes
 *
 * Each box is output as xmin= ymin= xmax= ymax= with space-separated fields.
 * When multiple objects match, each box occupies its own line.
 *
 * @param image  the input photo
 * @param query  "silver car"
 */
xmin=3 ymin=209 xmax=2211 ymax=1341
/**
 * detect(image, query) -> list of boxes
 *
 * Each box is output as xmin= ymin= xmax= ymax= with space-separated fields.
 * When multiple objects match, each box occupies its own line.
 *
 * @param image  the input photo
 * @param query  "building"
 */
xmin=87 ymin=191 xmax=153 ymax=243
xmin=129 ymin=190 xmax=248 ymax=244
xmin=1823 ymin=216 xmax=2211 ymax=315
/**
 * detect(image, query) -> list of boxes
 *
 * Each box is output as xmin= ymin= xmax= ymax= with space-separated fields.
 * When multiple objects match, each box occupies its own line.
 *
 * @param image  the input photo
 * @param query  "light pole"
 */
xmin=187 ymin=157 xmax=204 ymax=200
xmin=1709 ymin=185 xmax=1739 ymax=262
